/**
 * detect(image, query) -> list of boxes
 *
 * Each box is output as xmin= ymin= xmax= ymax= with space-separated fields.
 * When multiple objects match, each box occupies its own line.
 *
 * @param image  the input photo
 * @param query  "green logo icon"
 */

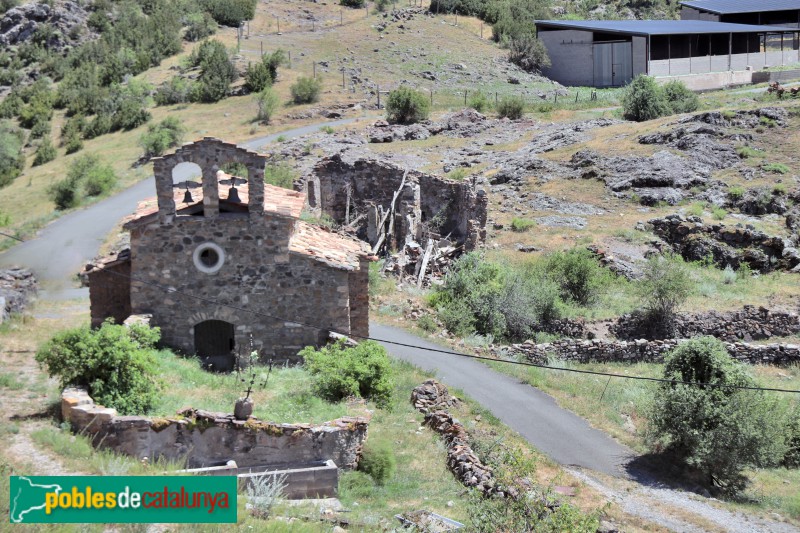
xmin=9 ymin=476 xmax=237 ymax=523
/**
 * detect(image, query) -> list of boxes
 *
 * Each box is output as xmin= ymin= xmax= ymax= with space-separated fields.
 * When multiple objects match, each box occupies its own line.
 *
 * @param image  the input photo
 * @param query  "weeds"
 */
xmin=510 ymin=217 xmax=536 ymax=232
xmin=763 ymin=163 xmax=790 ymax=174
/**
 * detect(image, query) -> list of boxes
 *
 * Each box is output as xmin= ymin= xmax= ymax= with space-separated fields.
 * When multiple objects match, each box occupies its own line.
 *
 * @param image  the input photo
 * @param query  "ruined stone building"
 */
xmin=305 ymin=154 xmax=488 ymax=252
xmin=86 ymin=138 xmax=372 ymax=367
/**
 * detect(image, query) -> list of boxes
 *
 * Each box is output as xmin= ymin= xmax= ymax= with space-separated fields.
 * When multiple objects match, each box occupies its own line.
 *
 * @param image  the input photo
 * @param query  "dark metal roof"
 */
xmin=535 ymin=19 xmax=798 ymax=35
xmin=680 ymin=0 xmax=800 ymax=15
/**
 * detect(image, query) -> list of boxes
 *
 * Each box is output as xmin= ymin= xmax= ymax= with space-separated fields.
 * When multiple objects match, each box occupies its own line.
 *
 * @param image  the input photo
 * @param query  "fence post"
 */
xmin=575 ymin=91 xmax=579 ymax=103
xmin=341 ymin=7 xmax=343 ymax=25
xmin=342 ymin=70 xmax=346 ymax=89
xmin=276 ymin=17 xmax=280 ymax=34
xmin=430 ymin=89 xmax=433 ymax=107
xmin=260 ymin=41 xmax=263 ymax=57
xmin=377 ymin=85 xmax=381 ymax=108
xmin=554 ymin=92 xmax=558 ymax=104
xmin=313 ymin=62 xmax=316 ymax=79
xmin=288 ymin=50 xmax=292 ymax=68
xmin=480 ymin=22 xmax=483 ymax=39
xmin=464 ymin=90 xmax=467 ymax=106
xmin=495 ymin=92 xmax=498 ymax=105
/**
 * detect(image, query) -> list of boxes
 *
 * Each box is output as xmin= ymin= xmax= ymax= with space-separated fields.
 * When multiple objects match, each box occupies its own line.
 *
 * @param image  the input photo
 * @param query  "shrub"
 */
xmin=711 ymin=206 xmax=727 ymax=220
xmin=263 ymin=162 xmax=296 ymax=189
xmin=191 ymin=40 xmax=235 ymax=103
xmin=648 ymin=337 xmax=788 ymax=493
xmin=300 ymin=339 xmax=393 ymax=407
xmin=721 ymin=265 xmax=736 ymax=285
xmin=358 ymin=439 xmax=396 ymax=485
xmin=385 ymin=86 xmax=430 ymax=124
xmin=341 ymin=0 xmax=365 ymax=6
xmin=184 ymin=11 xmax=217 ymax=41
xmin=763 ymin=162 xmax=790 ymax=174
xmin=375 ymin=0 xmax=391 ymax=12
xmin=662 ymin=80 xmax=699 ymax=114
xmin=49 ymin=154 xmax=117 ymax=209
xmin=507 ymin=35 xmax=550 ymax=72
xmin=510 ymin=217 xmax=535 ymax=232
xmin=0 ymin=121 xmax=25 ymax=188
xmin=255 ymin=87 xmax=280 ymax=124
xmin=784 ymin=410 xmax=800 ymax=468
xmin=467 ymin=91 xmax=490 ymax=112
xmin=773 ymin=183 xmax=787 ymax=195
xmin=735 ymin=146 xmax=762 ymax=159
xmin=635 ymin=253 xmax=692 ymax=335
xmin=496 ymin=95 xmax=525 ymax=119
xmin=290 ymin=76 xmax=322 ymax=105
xmin=727 ymin=185 xmax=745 ymax=201
xmin=200 ymin=0 xmax=257 ymax=26
xmin=545 ymin=248 xmax=607 ymax=306
xmin=154 ymin=77 xmax=193 ymax=106
xmin=686 ymin=202 xmax=704 ymax=217
xmin=622 ymin=75 xmax=669 ymax=122
xmin=32 ymin=137 xmax=57 ymax=166
xmin=447 ymin=168 xmax=467 ymax=181
xmin=245 ymin=473 xmax=286 ymax=519
xmin=139 ymin=117 xmax=186 ymax=158
xmin=35 ymin=321 xmax=162 ymax=415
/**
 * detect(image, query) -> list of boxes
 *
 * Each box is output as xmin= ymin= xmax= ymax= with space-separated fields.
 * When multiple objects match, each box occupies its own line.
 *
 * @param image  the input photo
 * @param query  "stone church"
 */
xmin=86 ymin=138 xmax=372 ymax=367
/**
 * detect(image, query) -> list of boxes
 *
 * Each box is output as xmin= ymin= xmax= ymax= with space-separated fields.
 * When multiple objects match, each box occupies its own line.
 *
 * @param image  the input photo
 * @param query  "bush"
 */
xmin=35 ymin=321 xmax=162 ymax=415
xmin=358 ymin=439 xmax=396 ymax=485
xmin=711 ymin=206 xmax=727 ymax=220
xmin=510 ymin=217 xmax=535 ymax=232
xmin=300 ymin=339 xmax=393 ymax=407
xmin=255 ymin=87 xmax=279 ymax=124
xmin=648 ymin=337 xmax=788 ymax=493
xmin=191 ymin=40 xmax=235 ymax=103
xmin=507 ymin=35 xmax=550 ymax=73
xmin=763 ymin=162 xmax=790 ymax=174
xmin=375 ymin=0 xmax=391 ymax=12
xmin=635 ymin=253 xmax=692 ymax=335
xmin=290 ymin=76 xmax=322 ymax=105
xmin=32 ymin=137 xmax=57 ymax=166
xmin=467 ymin=91 xmax=490 ymax=112
xmin=139 ymin=117 xmax=186 ymax=158
xmin=496 ymin=95 xmax=525 ymax=119
xmin=728 ymin=185 xmax=745 ymax=200
xmin=154 ymin=76 xmax=193 ymax=106
xmin=245 ymin=62 xmax=272 ymax=93
xmin=49 ymin=154 xmax=118 ymax=209
xmin=662 ymin=80 xmax=699 ymax=114
xmin=784 ymin=410 xmax=800 ymax=468
xmin=200 ymin=0 xmax=257 ymax=26
xmin=735 ymin=146 xmax=761 ymax=159
xmin=622 ymin=75 xmax=669 ymax=122
xmin=385 ymin=86 xmax=430 ymax=124
xmin=341 ymin=0 xmax=365 ymax=6
xmin=0 ymin=121 xmax=25 ymax=188
xmin=184 ymin=11 xmax=217 ymax=41
xmin=264 ymin=162 xmax=296 ymax=189
xmin=545 ymin=248 xmax=607 ymax=306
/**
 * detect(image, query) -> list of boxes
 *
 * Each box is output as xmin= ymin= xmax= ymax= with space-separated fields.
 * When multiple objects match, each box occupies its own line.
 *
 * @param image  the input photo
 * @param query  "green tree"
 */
xmin=300 ymin=339 xmax=394 ymax=407
xmin=290 ymin=76 xmax=322 ymax=105
xmin=622 ymin=74 xmax=669 ymax=122
xmin=33 ymin=137 xmax=57 ymax=167
xmin=139 ymin=117 xmax=186 ymax=157
xmin=192 ymin=40 xmax=235 ymax=103
xmin=545 ymin=248 xmax=608 ymax=306
xmin=200 ymin=0 xmax=257 ymax=26
xmin=385 ymin=86 xmax=430 ymax=124
xmin=255 ymin=87 xmax=280 ymax=123
xmin=636 ymin=253 xmax=692 ymax=335
xmin=0 ymin=121 xmax=25 ymax=188
xmin=341 ymin=0 xmax=365 ymax=7
xmin=48 ymin=154 xmax=117 ymax=209
xmin=184 ymin=11 xmax=218 ymax=41
xmin=648 ymin=337 xmax=788 ymax=493
xmin=35 ymin=321 xmax=162 ymax=415
xmin=662 ymin=79 xmax=699 ymax=114
xmin=507 ymin=35 xmax=550 ymax=72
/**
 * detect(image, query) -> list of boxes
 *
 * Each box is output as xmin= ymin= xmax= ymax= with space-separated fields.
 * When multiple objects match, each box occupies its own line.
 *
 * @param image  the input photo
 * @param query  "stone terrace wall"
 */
xmin=62 ymin=388 xmax=369 ymax=470
xmin=511 ymin=338 xmax=800 ymax=366
xmin=612 ymin=305 xmax=800 ymax=342
xmin=0 ymin=268 xmax=37 ymax=323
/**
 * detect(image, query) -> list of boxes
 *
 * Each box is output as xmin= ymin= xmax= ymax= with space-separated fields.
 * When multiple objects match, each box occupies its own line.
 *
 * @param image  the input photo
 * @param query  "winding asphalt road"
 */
xmin=0 ymin=118 xmax=634 ymax=477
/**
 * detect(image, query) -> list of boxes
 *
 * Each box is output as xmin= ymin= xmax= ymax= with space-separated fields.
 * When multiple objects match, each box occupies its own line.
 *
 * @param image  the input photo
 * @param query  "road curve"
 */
xmin=372 ymin=323 xmax=635 ymax=477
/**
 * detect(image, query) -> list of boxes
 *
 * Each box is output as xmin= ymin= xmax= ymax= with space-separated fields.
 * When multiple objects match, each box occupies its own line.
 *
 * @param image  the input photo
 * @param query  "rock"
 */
xmin=507 ymin=76 xmax=520 ymax=84
xmin=0 ymin=268 xmax=37 ymax=323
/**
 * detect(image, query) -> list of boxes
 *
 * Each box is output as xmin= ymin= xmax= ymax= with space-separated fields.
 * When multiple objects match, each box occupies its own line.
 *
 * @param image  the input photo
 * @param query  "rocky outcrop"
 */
xmin=0 ymin=268 xmax=37 ymax=323
xmin=612 ymin=305 xmax=800 ymax=342
xmin=367 ymin=108 xmax=494 ymax=143
xmin=649 ymin=214 xmax=799 ymax=272
xmin=731 ymin=187 xmax=795 ymax=216
xmin=411 ymin=380 xmax=500 ymax=497
xmin=681 ymin=107 xmax=789 ymax=129
xmin=1 ymin=1 xmax=93 ymax=52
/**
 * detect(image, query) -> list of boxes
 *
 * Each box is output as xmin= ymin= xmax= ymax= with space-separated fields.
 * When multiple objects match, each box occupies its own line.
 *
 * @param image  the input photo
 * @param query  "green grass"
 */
xmin=686 ymin=202 xmax=705 ymax=217
xmin=763 ymin=162 xmax=791 ymax=174
xmin=711 ymin=206 xmax=727 ymax=220
xmin=736 ymin=146 xmax=765 ymax=159
xmin=0 ymin=371 xmax=25 ymax=390
xmin=510 ymin=217 xmax=536 ymax=232
xmin=447 ymin=167 xmax=468 ymax=180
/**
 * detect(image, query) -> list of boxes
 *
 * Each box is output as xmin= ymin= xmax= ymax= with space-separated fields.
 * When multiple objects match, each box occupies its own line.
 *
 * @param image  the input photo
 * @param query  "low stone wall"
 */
xmin=61 ymin=388 xmax=369 ymax=470
xmin=511 ymin=338 xmax=800 ymax=366
xmin=611 ymin=305 xmax=800 ymax=342
xmin=0 ymin=268 xmax=37 ymax=323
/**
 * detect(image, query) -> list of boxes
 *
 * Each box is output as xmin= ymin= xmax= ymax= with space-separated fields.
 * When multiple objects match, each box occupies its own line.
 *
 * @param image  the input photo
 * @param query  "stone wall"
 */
xmin=87 ymin=252 xmax=130 ymax=328
xmin=510 ymin=338 xmax=800 ymax=366
xmin=61 ymin=387 xmax=369 ymax=470
xmin=612 ymin=305 xmax=800 ymax=342
xmin=0 ymin=268 xmax=37 ymax=323
xmin=306 ymin=154 xmax=487 ymax=251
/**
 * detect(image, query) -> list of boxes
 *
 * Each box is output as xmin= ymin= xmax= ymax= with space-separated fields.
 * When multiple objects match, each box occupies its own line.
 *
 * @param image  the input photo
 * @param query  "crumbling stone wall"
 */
xmin=62 ymin=387 xmax=369 ymax=470
xmin=0 ymin=268 xmax=37 ymax=323
xmin=305 ymin=154 xmax=487 ymax=251
xmin=509 ymin=338 xmax=800 ymax=366
xmin=612 ymin=305 xmax=800 ymax=342
xmin=87 ymin=252 xmax=130 ymax=328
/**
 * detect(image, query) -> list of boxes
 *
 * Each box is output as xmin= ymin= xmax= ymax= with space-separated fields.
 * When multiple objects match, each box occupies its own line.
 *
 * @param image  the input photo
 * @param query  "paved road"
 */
xmin=0 ymin=118 xmax=358 ymax=296
xmin=1 ymin=115 xmax=635 ymax=477
xmin=372 ymin=324 xmax=634 ymax=476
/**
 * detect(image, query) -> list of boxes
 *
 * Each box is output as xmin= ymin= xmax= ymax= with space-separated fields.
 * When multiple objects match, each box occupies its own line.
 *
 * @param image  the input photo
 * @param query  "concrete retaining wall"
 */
xmin=753 ymin=68 xmax=800 ymax=83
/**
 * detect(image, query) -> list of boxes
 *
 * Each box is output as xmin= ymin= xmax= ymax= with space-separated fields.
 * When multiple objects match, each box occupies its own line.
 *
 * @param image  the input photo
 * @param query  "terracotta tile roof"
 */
xmin=122 ymin=172 xmax=373 ymax=271
xmin=123 ymin=171 xmax=305 ymax=226
xmin=289 ymin=221 xmax=372 ymax=271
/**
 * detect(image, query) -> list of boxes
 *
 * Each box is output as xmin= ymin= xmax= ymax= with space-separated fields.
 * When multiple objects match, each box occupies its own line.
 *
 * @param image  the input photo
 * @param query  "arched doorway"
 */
xmin=194 ymin=320 xmax=235 ymax=371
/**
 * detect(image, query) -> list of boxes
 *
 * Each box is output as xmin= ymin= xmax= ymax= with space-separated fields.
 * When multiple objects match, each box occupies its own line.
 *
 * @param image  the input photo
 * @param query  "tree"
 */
xmin=622 ymin=74 xmax=669 ymax=122
xmin=290 ymin=76 xmax=322 ymax=104
xmin=0 ymin=121 xmax=25 ymax=188
xmin=648 ymin=337 xmax=788 ymax=493
xmin=48 ymin=154 xmax=118 ymax=209
xmin=255 ymin=87 xmax=280 ymax=123
xmin=184 ymin=11 xmax=218 ymax=41
xmin=385 ymin=86 xmax=430 ymax=124
xmin=662 ymin=79 xmax=699 ymax=114
xmin=341 ymin=0 xmax=365 ymax=7
xmin=139 ymin=117 xmax=186 ymax=157
xmin=636 ymin=253 xmax=692 ymax=336
xmin=33 ymin=137 xmax=57 ymax=167
xmin=192 ymin=40 xmax=235 ymax=103
xmin=507 ymin=35 xmax=550 ymax=72
xmin=200 ymin=0 xmax=257 ymax=26
xmin=545 ymin=248 xmax=608 ymax=306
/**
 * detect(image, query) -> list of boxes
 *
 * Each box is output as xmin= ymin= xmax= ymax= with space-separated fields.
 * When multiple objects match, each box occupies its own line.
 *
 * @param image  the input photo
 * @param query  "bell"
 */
xmin=182 ymin=187 xmax=194 ymax=204
xmin=227 ymin=186 xmax=241 ymax=203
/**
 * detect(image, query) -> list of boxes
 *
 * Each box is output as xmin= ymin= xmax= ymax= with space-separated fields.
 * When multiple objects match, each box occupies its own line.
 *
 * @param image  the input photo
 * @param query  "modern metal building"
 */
xmin=680 ymin=0 xmax=800 ymax=28
xmin=535 ymin=19 xmax=800 ymax=87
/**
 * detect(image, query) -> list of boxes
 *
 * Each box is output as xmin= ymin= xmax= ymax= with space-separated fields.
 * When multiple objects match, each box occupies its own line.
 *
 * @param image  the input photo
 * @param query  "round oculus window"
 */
xmin=193 ymin=242 xmax=225 ymax=274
